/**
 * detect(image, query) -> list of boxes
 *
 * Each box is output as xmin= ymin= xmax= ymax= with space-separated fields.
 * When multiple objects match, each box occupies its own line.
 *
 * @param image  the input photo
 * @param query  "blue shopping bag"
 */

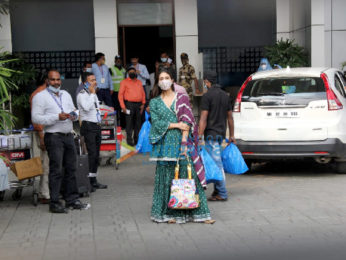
xmin=199 ymin=146 xmax=223 ymax=183
xmin=222 ymin=143 xmax=248 ymax=174
xmin=136 ymin=112 xmax=152 ymax=153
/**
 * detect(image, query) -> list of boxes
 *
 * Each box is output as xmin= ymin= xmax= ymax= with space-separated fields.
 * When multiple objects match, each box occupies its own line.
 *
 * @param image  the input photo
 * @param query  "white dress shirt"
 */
xmin=31 ymin=89 xmax=76 ymax=133
xmin=77 ymin=89 xmax=100 ymax=123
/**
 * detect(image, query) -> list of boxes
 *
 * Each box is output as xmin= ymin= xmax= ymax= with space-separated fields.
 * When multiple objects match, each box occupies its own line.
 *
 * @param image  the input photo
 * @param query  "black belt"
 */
xmin=45 ymin=132 xmax=72 ymax=137
xmin=82 ymin=121 xmax=100 ymax=126
xmin=125 ymin=100 xmax=142 ymax=104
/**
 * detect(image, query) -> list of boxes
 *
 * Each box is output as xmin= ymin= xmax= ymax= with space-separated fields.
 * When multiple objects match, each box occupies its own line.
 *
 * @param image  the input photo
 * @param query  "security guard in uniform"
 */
xmin=110 ymin=55 xmax=126 ymax=126
xmin=178 ymin=53 xmax=201 ymax=108
xmin=77 ymin=72 xmax=107 ymax=190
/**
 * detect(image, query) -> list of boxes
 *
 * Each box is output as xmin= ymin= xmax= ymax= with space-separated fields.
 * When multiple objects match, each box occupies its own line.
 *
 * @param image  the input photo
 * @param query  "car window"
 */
xmin=242 ymin=77 xmax=326 ymax=107
xmin=334 ymin=75 xmax=346 ymax=97
xmin=336 ymin=72 xmax=346 ymax=89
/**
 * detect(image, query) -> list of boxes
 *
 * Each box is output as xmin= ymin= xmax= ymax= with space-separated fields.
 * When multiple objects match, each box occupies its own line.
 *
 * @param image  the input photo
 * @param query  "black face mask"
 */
xmin=115 ymin=64 xmax=122 ymax=69
xmin=129 ymin=73 xmax=136 ymax=79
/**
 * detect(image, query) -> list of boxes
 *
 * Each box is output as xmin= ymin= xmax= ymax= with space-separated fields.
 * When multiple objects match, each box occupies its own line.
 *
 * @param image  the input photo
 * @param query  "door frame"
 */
xmin=116 ymin=0 xmax=176 ymax=67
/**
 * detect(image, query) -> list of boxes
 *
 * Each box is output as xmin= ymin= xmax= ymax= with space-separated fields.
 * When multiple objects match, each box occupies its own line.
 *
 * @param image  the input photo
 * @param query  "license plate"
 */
xmin=266 ymin=111 xmax=299 ymax=118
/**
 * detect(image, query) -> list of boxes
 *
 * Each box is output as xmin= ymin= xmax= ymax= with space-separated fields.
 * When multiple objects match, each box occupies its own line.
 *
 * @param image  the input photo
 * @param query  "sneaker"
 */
xmin=66 ymin=200 xmax=90 ymax=210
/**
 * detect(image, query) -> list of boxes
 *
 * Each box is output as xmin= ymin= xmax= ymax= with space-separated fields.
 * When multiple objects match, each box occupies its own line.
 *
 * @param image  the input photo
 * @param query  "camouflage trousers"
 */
xmin=184 ymin=85 xmax=194 ymax=109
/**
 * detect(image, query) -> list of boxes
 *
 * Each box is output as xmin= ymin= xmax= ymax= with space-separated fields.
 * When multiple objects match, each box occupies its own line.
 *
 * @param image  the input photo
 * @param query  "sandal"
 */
xmin=208 ymin=195 xmax=228 ymax=202
xmin=204 ymin=220 xmax=216 ymax=224
xmin=168 ymin=219 xmax=176 ymax=224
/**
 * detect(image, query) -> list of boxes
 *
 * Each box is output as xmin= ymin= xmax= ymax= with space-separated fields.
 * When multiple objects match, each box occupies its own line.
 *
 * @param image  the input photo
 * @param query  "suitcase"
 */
xmin=74 ymin=136 xmax=91 ymax=197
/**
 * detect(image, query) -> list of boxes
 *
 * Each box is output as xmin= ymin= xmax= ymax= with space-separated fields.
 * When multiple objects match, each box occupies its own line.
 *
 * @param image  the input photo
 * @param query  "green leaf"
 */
xmin=264 ymin=39 xmax=309 ymax=68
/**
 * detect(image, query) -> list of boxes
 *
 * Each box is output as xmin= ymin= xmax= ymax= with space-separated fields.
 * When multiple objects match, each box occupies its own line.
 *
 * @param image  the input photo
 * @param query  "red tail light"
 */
xmin=234 ymin=76 xmax=252 ymax=112
xmin=314 ymin=152 xmax=328 ymax=155
xmin=321 ymin=73 xmax=343 ymax=111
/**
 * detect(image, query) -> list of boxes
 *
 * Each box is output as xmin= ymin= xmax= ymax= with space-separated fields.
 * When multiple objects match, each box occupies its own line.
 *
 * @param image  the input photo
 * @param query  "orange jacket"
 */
xmin=30 ymin=85 xmax=46 ymax=131
xmin=118 ymin=78 xmax=146 ymax=110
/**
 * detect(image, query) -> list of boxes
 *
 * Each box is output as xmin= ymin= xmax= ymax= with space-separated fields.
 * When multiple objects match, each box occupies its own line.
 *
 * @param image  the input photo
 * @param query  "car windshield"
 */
xmin=242 ymin=77 xmax=326 ymax=107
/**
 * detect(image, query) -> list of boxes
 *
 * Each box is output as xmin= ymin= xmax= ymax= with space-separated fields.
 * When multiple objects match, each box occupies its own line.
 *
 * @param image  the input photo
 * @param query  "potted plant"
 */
xmin=341 ymin=61 xmax=346 ymax=71
xmin=0 ymin=52 xmax=17 ymax=132
xmin=265 ymin=39 xmax=309 ymax=68
xmin=1 ymin=52 xmax=37 ymax=128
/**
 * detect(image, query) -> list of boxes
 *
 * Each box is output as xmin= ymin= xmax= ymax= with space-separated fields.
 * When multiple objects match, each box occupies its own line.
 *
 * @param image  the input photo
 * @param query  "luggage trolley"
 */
xmin=0 ymin=130 xmax=41 ymax=206
xmin=99 ymin=106 xmax=122 ymax=170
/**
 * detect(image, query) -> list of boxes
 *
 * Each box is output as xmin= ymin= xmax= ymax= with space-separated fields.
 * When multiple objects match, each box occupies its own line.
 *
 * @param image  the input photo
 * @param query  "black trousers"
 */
xmin=125 ymin=101 xmax=142 ymax=144
xmin=112 ymin=91 xmax=123 ymax=127
xmin=44 ymin=133 xmax=79 ymax=205
xmin=80 ymin=121 xmax=101 ymax=174
xmin=97 ymin=88 xmax=113 ymax=107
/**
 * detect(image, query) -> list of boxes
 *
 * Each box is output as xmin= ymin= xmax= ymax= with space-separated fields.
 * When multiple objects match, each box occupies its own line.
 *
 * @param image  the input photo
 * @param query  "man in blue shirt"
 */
xmin=129 ymin=55 xmax=150 ymax=96
xmin=92 ymin=52 xmax=113 ymax=107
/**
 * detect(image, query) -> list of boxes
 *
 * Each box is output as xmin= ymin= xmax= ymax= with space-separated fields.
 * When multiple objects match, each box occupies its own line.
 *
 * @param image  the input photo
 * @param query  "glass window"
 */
xmin=337 ymin=72 xmax=346 ymax=88
xmin=242 ymin=77 xmax=326 ymax=107
xmin=334 ymin=75 xmax=346 ymax=97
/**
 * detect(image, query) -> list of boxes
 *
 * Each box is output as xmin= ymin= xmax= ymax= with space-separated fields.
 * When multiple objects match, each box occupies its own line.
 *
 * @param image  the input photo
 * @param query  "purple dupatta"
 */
xmin=175 ymin=93 xmax=207 ymax=188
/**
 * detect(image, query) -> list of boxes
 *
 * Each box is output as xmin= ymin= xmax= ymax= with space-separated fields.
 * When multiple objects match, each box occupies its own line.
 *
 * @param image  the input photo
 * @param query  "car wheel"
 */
xmin=336 ymin=161 xmax=346 ymax=174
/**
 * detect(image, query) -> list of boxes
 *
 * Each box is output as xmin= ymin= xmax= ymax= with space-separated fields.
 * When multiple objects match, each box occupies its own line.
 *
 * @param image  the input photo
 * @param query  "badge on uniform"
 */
xmin=101 ymin=78 xmax=105 ymax=84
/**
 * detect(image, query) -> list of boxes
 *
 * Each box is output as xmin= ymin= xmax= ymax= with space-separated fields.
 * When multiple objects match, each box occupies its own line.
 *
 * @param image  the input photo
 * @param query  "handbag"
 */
xmin=168 ymin=156 xmax=199 ymax=209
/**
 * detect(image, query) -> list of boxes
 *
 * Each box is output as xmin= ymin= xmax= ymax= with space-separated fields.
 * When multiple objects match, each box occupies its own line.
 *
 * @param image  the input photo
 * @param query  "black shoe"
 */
xmin=92 ymin=182 xmax=108 ymax=189
xmin=66 ymin=200 xmax=90 ymax=210
xmin=50 ymin=203 xmax=68 ymax=214
xmin=90 ymin=186 xmax=96 ymax=193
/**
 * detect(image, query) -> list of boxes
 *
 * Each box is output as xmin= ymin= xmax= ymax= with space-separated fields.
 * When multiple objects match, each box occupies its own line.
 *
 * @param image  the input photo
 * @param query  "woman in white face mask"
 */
xmin=148 ymin=69 xmax=214 ymax=224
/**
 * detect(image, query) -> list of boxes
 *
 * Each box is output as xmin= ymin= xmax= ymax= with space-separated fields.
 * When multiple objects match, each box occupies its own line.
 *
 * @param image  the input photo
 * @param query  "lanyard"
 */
xmin=98 ymin=65 xmax=104 ymax=77
xmin=94 ymin=96 xmax=102 ymax=123
xmin=48 ymin=89 xmax=64 ymax=112
xmin=84 ymin=85 xmax=101 ymax=123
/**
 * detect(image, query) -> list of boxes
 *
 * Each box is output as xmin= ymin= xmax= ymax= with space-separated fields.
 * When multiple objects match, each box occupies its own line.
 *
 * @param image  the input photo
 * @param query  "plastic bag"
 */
xmin=222 ymin=143 xmax=248 ymax=174
xmin=136 ymin=112 xmax=152 ymax=153
xmin=0 ymin=158 xmax=10 ymax=191
xmin=199 ymin=146 xmax=223 ymax=183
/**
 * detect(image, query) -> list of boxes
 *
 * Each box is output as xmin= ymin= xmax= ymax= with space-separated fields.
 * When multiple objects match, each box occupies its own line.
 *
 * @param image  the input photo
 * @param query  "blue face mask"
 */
xmin=203 ymin=84 xmax=208 ymax=90
xmin=48 ymin=85 xmax=60 ymax=93
xmin=85 ymin=68 xmax=92 ymax=73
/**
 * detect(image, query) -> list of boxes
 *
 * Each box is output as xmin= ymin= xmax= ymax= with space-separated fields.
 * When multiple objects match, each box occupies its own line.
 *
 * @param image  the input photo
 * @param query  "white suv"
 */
xmin=233 ymin=67 xmax=346 ymax=173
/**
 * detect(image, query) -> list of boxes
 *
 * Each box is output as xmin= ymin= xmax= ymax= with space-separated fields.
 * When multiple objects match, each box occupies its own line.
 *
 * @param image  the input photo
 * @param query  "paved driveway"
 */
xmin=1 ymin=155 xmax=346 ymax=260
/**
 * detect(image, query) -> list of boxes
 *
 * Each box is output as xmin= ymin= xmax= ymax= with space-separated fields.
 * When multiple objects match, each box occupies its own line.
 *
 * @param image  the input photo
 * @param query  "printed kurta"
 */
xmin=149 ymin=95 xmax=211 ymax=223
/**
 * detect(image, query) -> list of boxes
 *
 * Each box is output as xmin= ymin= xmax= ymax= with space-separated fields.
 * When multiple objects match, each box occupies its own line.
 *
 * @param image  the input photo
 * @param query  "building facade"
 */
xmin=276 ymin=0 xmax=346 ymax=69
xmin=0 ymin=0 xmax=344 ymax=94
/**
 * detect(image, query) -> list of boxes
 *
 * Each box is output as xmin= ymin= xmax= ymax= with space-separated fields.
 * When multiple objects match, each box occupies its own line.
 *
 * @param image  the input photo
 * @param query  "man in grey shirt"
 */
xmin=32 ymin=69 xmax=89 ymax=213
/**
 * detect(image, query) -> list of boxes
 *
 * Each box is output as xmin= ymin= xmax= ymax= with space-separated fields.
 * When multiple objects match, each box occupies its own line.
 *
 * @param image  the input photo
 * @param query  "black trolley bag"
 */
xmin=74 ymin=136 xmax=91 ymax=197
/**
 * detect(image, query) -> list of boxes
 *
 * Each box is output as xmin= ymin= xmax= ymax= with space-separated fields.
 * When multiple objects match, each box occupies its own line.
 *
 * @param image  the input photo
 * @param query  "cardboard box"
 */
xmin=10 ymin=157 xmax=43 ymax=180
